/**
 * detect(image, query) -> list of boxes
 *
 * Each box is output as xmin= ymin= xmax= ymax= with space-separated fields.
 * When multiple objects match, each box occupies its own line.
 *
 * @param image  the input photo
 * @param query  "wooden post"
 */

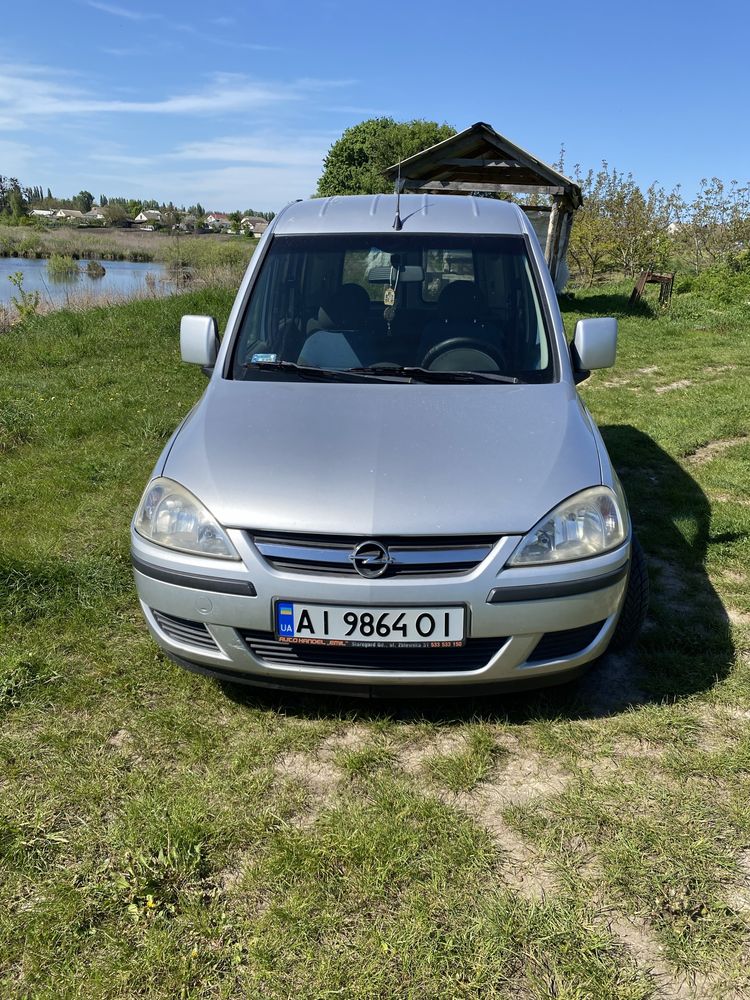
xmin=544 ymin=198 xmax=560 ymax=268
xmin=557 ymin=209 xmax=573 ymax=272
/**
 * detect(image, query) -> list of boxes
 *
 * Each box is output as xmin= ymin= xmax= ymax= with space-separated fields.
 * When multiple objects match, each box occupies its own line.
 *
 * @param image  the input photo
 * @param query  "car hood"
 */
xmin=163 ymin=379 xmax=601 ymax=536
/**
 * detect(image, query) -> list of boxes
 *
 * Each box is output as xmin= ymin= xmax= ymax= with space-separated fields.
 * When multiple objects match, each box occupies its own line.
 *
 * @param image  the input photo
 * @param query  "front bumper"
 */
xmin=131 ymin=528 xmax=630 ymax=694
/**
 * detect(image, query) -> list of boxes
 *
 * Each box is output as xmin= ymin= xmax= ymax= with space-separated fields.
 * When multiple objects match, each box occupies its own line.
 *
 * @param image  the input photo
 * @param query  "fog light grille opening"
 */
xmin=151 ymin=609 xmax=219 ymax=651
xmin=526 ymin=620 xmax=606 ymax=663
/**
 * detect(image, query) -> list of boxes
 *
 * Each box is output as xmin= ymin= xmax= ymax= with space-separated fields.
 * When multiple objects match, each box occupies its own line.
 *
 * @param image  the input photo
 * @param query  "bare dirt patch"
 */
xmin=727 ymin=608 xmax=750 ymax=628
xmin=602 ymin=376 xmax=632 ymax=388
xmin=577 ymin=648 xmax=646 ymax=712
xmin=319 ymin=724 xmax=373 ymax=754
xmin=649 ymin=557 xmax=693 ymax=613
xmin=685 ymin=436 xmax=748 ymax=465
xmin=108 ymin=728 xmax=132 ymax=752
xmin=274 ymin=749 xmax=342 ymax=828
xmin=444 ymin=754 xmax=570 ymax=898
xmin=637 ymin=366 xmax=661 ymax=375
xmin=607 ymin=911 xmax=717 ymax=999
xmin=655 ymin=379 xmax=693 ymax=394
xmin=397 ymin=730 xmax=473 ymax=775
xmin=708 ymin=492 xmax=750 ymax=507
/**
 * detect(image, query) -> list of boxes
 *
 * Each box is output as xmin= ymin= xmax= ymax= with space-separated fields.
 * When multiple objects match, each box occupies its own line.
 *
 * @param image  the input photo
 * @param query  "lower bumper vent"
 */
xmin=239 ymin=630 xmax=507 ymax=673
xmin=527 ymin=621 xmax=605 ymax=663
xmin=151 ymin=609 xmax=219 ymax=651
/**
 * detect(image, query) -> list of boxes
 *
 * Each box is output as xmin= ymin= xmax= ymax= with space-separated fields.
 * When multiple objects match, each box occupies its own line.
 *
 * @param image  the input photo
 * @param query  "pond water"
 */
xmin=0 ymin=257 xmax=171 ymax=310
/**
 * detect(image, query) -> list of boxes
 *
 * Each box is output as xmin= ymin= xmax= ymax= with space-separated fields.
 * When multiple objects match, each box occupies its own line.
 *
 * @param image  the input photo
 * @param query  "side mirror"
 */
xmin=571 ymin=318 xmax=617 ymax=380
xmin=180 ymin=315 xmax=219 ymax=371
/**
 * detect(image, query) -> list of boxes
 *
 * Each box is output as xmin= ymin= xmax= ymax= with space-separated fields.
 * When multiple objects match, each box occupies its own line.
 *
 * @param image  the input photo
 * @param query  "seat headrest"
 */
xmin=437 ymin=281 xmax=487 ymax=320
xmin=325 ymin=283 xmax=370 ymax=328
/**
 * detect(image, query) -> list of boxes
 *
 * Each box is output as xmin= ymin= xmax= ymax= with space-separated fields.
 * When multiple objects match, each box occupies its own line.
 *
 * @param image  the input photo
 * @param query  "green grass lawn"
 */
xmin=0 ymin=283 xmax=749 ymax=998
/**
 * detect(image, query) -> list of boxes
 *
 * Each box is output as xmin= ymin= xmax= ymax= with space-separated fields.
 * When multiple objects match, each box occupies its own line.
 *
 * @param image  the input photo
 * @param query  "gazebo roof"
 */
xmin=384 ymin=121 xmax=582 ymax=208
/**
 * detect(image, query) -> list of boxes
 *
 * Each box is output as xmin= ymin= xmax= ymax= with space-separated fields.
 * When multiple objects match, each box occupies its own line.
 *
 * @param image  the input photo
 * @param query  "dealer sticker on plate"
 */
xmin=275 ymin=601 xmax=465 ymax=647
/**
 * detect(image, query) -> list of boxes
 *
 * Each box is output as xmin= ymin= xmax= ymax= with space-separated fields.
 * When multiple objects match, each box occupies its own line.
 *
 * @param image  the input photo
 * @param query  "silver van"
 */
xmin=131 ymin=194 xmax=648 ymax=697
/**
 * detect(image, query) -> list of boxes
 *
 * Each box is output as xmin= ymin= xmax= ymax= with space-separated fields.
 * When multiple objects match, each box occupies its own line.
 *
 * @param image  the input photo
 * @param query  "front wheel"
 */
xmin=608 ymin=536 xmax=649 ymax=651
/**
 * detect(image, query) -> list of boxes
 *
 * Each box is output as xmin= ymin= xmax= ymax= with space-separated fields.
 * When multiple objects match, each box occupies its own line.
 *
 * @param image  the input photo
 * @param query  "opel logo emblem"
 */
xmin=351 ymin=540 xmax=392 ymax=579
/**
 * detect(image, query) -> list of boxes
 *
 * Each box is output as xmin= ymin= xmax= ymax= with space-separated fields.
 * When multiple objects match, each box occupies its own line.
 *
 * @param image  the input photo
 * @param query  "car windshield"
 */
xmin=231 ymin=233 xmax=554 ymax=383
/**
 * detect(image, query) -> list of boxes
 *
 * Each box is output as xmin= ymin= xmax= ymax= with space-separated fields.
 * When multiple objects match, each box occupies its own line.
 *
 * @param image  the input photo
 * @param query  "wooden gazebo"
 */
xmin=384 ymin=122 xmax=582 ymax=286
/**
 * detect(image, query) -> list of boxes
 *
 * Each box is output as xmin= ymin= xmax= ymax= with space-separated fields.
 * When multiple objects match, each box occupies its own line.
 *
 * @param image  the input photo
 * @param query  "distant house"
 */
xmin=240 ymin=216 xmax=269 ymax=236
xmin=85 ymin=207 xmax=106 ymax=221
xmin=55 ymin=209 xmax=85 ymax=220
xmin=29 ymin=209 xmax=56 ymax=218
xmin=134 ymin=209 xmax=162 ymax=224
xmin=206 ymin=212 xmax=231 ymax=230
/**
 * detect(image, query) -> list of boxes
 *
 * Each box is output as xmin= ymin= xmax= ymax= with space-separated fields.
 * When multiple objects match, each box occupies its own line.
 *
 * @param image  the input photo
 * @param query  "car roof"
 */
xmin=273 ymin=194 xmax=527 ymax=237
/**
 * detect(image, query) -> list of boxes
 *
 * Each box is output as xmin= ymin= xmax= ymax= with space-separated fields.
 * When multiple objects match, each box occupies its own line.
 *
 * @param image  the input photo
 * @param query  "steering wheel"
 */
xmin=421 ymin=337 xmax=507 ymax=371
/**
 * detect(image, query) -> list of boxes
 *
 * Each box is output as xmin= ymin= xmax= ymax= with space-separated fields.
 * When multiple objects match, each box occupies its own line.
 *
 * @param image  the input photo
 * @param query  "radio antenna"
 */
xmin=393 ymin=160 xmax=403 ymax=231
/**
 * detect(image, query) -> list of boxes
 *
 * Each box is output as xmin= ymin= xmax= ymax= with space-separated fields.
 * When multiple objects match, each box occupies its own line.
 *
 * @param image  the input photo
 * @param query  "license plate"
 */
xmin=274 ymin=601 xmax=466 ymax=647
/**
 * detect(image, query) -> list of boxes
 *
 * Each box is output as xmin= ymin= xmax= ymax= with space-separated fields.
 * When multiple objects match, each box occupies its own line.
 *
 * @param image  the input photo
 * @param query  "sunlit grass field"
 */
xmin=0 ymin=282 xmax=748 ymax=998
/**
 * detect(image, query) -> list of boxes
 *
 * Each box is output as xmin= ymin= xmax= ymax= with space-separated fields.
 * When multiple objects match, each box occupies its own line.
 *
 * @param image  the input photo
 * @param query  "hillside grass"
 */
xmin=0 ymin=283 xmax=749 ymax=997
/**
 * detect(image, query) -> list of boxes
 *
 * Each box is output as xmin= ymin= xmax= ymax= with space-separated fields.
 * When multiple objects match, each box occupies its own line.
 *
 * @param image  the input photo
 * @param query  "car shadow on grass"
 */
xmin=220 ymin=425 xmax=733 ymax=725
xmin=558 ymin=288 xmax=654 ymax=320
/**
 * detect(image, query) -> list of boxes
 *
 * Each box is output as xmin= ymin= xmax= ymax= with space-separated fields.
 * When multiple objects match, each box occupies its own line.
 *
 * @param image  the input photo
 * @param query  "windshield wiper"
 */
xmin=243 ymin=360 xmax=399 ymax=383
xmin=349 ymin=365 xmax=522 ymax=384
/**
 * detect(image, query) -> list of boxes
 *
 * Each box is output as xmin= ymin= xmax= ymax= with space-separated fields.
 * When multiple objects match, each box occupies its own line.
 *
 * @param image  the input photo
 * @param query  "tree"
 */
xmin=102 ymin=203 xmax=128 ymax=227
xmin=568 ymin=163 xmax=681 ymax=284
xmin=161 ymin=203 xmax=182 ymax=230
xmin=673 ymin=177 xmax=750 ymax=272
xmin=316 ymin=118 xmax=455 ymax=197
xmin=73 ymin=190 xmax=94 ymax=213
xmin=9 ymin=188 xmax=25 ymax=221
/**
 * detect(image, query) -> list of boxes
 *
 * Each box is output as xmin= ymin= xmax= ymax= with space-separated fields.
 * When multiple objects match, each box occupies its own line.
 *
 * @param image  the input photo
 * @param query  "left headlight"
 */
xmin=509 ymin=486 xmax=629 ymax=566
xmin=134 ymin=477 xmax=239 ymax=560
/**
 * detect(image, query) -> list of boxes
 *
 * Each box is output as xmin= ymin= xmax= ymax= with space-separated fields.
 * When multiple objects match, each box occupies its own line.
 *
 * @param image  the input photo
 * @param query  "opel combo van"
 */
xmin=131 ymin=194 xmax=648 ymax=697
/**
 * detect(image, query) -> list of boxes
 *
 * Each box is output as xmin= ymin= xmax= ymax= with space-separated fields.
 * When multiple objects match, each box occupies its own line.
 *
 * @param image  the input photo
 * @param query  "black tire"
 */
xmin=608 ymin=536 xmax=649 ymax=651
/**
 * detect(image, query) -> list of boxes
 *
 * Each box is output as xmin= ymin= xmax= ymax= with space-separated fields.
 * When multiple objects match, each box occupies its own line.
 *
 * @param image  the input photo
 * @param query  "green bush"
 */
xmin=47 ymin=254 xmax=79 ymax=279
xmin=689 ymin=253 xmax=750 ymax=306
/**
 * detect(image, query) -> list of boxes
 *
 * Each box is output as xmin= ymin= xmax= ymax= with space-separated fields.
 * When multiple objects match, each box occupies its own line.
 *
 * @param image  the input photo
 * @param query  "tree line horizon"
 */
xmin=3 ymin=116 xmax=749 ymax=283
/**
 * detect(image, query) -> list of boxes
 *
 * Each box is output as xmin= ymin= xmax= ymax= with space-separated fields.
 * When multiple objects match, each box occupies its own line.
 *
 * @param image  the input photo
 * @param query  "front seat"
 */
xmin=417 ymin=281 xmax=498 ymax=364
xmin=299 ymin=283 xmax=375 ymax=368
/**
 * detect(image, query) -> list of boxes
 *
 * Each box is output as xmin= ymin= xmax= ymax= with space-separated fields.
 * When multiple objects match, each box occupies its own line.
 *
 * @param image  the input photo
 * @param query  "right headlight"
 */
xmin=509 ymin=485 xmax=629 ymax=566
xmin=134 ymin=477 xmax=239 ymax=560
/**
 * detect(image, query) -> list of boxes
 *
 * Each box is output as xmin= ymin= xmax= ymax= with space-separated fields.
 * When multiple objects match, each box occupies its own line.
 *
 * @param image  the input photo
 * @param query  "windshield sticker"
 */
xmin=251 ymin=353 xmax=278 ymax=363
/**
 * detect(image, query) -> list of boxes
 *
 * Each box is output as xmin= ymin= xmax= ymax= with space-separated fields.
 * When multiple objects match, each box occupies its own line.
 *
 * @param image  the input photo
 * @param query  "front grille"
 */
xmin=151 ymin=609 xmax=219 ymax=651
xmin=239 ymin=630 xmax=507 ymax=673
xmin=526 ymin=621 xmax=605 ymax=663
xmin=250 ymin=532 xmax=496 ymax=578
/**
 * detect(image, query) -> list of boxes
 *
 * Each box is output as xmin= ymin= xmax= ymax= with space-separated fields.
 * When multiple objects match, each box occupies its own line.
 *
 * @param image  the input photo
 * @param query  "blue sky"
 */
xmin=1 ymin=0 xmax=748 ymax=211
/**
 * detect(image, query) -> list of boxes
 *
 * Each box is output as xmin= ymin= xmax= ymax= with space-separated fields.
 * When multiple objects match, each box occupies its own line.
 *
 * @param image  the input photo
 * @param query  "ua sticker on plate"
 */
xmin=251 ymin=352 xmax=278 ymax=363
xmin=276 ymin=601 xmax=295 ymax=637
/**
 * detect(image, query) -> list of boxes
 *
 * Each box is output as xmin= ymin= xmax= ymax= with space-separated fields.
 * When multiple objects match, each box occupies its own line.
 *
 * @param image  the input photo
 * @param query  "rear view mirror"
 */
xmin=180 ymin=315 xmax=219 ymax=370
xmin=366 ymin=265 xmax=424 ymax=283
xmin=571 ymin=318 xmax=617 ymax=377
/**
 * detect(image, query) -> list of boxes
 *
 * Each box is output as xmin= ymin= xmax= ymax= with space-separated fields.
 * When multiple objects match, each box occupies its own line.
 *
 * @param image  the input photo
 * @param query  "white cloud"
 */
xmin=169 ymin=135 xmax=328 ymax=167
xmin=0 ymin=62 xmax=354 ymax=130
xmin=87 ymin=1 xmax=157 ymax=20
xmin=89 ymin=149 xmax=156 ymax=167
xmin=86 ymin=3 xmax=275 ymax=50
xmin=79 ymin=161 xmax=319 ymax=211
